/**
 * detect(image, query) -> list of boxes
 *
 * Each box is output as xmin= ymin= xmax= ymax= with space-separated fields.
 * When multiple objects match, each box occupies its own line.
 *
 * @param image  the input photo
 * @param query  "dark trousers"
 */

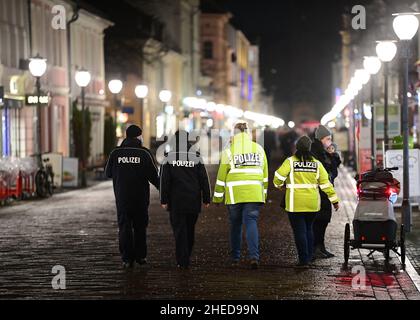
xmin=117 ymin=207 xmax=149 ymax=263
xmin=313 ymin=192 xmax=332 ymax=249
xmin=288 ymin=212 xmax=316 ymax=264
xmin=264 ymin=148 xmax=272 ymax=167
xmin=313 ymin=219 xmax=329 ymax=249
xmin=170 ymin=211 xmax=199 ymax=267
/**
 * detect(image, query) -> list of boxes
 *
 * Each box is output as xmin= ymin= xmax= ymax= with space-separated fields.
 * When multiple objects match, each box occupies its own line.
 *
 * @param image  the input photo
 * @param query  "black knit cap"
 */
xmin=126 ymin=125 xmax=142 ymax=138
xmin=296 ymin=135 xmax=312 ymax=152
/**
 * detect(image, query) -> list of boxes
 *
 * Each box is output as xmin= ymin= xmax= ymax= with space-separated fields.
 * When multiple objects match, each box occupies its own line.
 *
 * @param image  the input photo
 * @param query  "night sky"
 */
xmin=204 ymin=0 xmax=370 ymax=120
xmin=209 ymin=0 xmax=417 ymax=121
xmin=84 ymin=0 xmax=414 ymax=121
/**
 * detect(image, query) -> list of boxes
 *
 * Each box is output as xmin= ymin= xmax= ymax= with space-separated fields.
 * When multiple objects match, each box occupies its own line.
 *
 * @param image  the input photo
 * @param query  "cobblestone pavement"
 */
xmin=0 ymin=162 xmax=419 ymax=300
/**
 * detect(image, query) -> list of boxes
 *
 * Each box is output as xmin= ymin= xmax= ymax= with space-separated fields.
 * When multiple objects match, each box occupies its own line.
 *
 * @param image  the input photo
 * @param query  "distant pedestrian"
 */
xmin=326 ymin=143 xmax=341 ymax=183
xmin=280 ymin=129 xmax=298 ymax=159
xmin=105 ymin=125 xmax=159 ymax=269
xmin=264 ymin=126 xmax=277 ymax=167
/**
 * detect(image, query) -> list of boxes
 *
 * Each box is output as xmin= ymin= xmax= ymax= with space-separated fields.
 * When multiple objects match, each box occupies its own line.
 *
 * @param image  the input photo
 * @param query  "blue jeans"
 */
xmin=227 ymin=203 xmax=262 ymax=261
xmin=288 ymin=212 xmax=316 ymax=264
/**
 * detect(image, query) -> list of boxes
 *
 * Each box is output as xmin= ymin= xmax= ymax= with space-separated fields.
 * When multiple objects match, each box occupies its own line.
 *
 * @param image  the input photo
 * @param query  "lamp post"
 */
xmin=355 ymin=69 xmax=370 ymax=170
xmin=376 ymin=40 xmax=398 ymax=153
xmin=159 ymin=90 xmax=172 ymax=135
xmin=75 ymin=69 xmax=91 ymax=188
xmin=28 ymin=54 xmax=47 ymax=165
xmin=348 ymin=75 xmax=364 ymax=171
xmin=108 ymin=79 xmax=123 ymax=144
xmin=392 ymin=12 xmax=420 ymax=233
xmin=135 ymin=85 xmax=149 ymax=128
xmin=363 ymin=56 xmax=382 ymax=169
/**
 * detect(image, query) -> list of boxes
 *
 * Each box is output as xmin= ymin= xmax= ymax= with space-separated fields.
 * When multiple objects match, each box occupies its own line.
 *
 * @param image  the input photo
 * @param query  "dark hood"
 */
xmin=311 ymin=139 xmax=325 ymax=157
xmin=311 ymin=138 xmax=332 ymax=173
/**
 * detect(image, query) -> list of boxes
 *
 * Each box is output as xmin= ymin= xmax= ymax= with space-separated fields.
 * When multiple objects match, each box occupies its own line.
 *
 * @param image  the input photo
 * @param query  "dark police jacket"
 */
xmin=160 ymin=151 xmax=211 ymax=213
xmin=311 ymin=139 xmax=339 ymax=222
xmin=105 ymin=138 xmax=159 ymax=211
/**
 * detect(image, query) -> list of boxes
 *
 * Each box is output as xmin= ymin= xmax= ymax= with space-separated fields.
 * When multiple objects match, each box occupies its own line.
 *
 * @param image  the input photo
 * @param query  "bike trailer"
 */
xmin=353 ymin=199 xmax=398 ymax=246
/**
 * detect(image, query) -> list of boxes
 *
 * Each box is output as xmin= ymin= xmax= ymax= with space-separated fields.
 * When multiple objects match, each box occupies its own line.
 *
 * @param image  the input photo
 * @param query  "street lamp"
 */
xmin=349 ymin=75 xmax=364 ymax=171
xmin=354 ymin=68 xmax=371 ymax=85
xmin=363 ymin=56 xmax=382 ymax=169
xmin=108 ymin=79 xmax=123 ymax=144
xmin=135 ymin=85 xmax=148 ymax=129
xmin=392 ymin=12 xmax=420 ymax=233
xmin=376 ymin=40 xmax=398 ymax=152
xmin=354 ymin=69 xmax=370 ymax=118
xmin=28 ymin=54 xmax=47 ymax=164
xmin=75 ymin=69 xmax=91 ymax=188
xmin=159 ymin=90 xmax=172 ymax=104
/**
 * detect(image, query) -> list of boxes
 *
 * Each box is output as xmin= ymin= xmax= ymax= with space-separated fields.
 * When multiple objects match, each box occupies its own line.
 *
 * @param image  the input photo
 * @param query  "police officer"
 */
xmin=213 ymin=121 xmax=268 ymax=269
xmin=273 ymin=135 xmax=339 ymax=267
xmin=105 ymin=125 xmax=159 ymax=269
xmin=160 ymin=130 xmax=211 ymax=269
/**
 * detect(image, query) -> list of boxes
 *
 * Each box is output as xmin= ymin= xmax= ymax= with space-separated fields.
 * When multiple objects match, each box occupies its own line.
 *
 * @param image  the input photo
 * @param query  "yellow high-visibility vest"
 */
xmin=212 ymin=132 xmax=268 ymax=205
xmin=273 ymin=155 xmax=339 ymax=212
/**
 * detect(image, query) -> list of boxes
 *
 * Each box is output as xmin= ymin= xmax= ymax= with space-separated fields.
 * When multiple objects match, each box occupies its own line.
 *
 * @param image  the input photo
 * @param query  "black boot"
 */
xmin=314 ymin=245 xmax=328 ymax=259
xmin=320 ymin=245 xmax=335 ymax=258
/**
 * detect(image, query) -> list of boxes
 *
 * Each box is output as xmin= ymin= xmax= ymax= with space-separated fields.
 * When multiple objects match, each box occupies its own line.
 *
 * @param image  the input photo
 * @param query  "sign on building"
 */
xmin=25 ymin=94 xmax=50 ymax=106
xmin=374 ymin=104 xmax=400 ymax=139
xmin=385 ymin=149 xmax=420 ymax=206
xmin=62 ymin=157 xmax=79 ymax=188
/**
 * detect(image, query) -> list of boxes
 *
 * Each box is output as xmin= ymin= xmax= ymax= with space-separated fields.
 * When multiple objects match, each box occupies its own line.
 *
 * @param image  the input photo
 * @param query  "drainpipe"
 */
xmin=67 ymin=3 xmax=80 ymax=157
xmin=27 ymin=0 xmax=33 ymax=55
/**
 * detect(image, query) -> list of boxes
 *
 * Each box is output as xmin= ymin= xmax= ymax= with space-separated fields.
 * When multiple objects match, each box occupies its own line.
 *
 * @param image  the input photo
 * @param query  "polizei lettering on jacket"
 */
xmin=233 ymin=153 xmax=262 ymax=167
xmin=172 ymin=160 xmax=195 ymax=167
xmin=118 ymin=157 xmax=141 ymax=164
xmin=293 ymin=161 xmax=318 ymax=173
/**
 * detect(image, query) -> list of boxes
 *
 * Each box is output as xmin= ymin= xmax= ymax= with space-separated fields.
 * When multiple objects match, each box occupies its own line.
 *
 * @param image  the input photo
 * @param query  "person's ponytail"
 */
xmin=295 ymin=150 xmax=313 ymax=162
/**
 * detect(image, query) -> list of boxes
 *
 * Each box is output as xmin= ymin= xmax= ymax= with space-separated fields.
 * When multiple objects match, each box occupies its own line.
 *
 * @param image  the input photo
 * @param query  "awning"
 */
xmin=0 ymin=98 xmax=24 ymax=109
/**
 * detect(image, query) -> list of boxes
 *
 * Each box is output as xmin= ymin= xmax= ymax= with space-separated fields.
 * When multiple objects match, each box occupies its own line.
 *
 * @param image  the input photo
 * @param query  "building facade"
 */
xmin=69 ymin=8 xmax=112 ymax=164
xmin=100 ymin=0 xmax=201 ymax=148
xmin=0 ymin=0 xmax=32 ymax=157
xmin=200 ymin=12 xmax=231 ymax=104
xmin=0 ymin=0 xmax=111 ymax=166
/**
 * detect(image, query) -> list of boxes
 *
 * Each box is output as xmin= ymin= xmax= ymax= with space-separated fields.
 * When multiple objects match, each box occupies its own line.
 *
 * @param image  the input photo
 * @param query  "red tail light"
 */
xmin=361 ymin=236 xmax=366 ymax=241
xmin=381 ymin=236 xmax=386 ymax=241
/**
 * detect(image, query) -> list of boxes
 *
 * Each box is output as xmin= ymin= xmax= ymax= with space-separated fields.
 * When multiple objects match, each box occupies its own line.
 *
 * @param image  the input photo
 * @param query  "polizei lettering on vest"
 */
xmin=233 ymin=153 xmax=262 ymax=167
xmin=293 ymin=161 xmax=318 ymax=173
xmin=118 ymin=157 xmax=141 ymax=164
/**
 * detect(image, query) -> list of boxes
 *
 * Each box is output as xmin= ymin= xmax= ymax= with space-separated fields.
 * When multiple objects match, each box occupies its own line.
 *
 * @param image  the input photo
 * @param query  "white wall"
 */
xmin=0 ymin=0 xmax=30 ymax=70
xmin=70 ymin=9 xmax=111 ymax=163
